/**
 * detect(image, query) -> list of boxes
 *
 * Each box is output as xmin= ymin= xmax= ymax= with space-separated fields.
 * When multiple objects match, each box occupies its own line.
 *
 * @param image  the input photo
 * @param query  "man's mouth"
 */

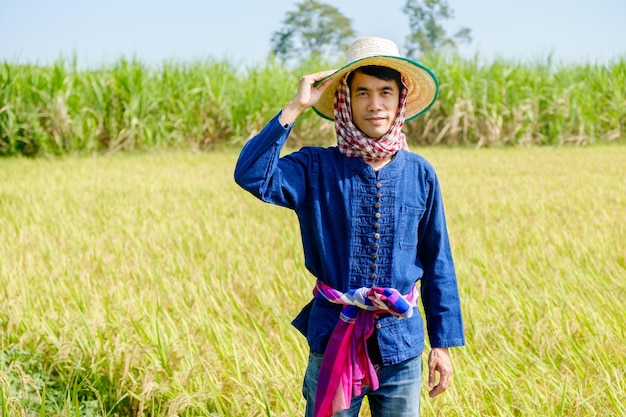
xmin=366 ymin=115 xmax=387 ymax=124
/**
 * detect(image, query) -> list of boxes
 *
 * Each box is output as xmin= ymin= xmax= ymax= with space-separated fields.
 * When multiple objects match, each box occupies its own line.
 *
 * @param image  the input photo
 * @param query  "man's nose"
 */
xmin=367 ymin=95 xmax=383 ymax=110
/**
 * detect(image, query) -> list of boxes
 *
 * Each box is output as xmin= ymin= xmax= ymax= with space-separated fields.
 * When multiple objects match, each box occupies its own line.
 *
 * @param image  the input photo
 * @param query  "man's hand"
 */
xmin=428 ymin=347 xmax=453 ymax=398
xmin=279 ymin=69 xmax=336 ymax=125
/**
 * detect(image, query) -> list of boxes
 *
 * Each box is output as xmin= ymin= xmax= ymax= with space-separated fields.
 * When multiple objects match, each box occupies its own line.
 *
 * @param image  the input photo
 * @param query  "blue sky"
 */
xmin=1 ymin=0 xmax=625 ymax=67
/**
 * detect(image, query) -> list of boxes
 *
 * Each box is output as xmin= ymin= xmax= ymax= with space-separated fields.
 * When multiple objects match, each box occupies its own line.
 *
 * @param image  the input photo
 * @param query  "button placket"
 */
xmin=370 ymin=182 xmax=383 ymax=280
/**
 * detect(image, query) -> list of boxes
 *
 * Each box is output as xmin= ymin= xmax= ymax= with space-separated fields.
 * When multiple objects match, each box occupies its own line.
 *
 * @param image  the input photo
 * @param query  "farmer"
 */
xmin=234 ymin=37 xmax=465 ymax=417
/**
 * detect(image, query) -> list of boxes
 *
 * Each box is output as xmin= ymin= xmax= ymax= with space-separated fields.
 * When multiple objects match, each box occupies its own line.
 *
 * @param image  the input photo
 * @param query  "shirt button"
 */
xmin=372 ymin=243 xmax=379 ymax=249
xmin=375 ymin=213 xmax=381 ymax=219
xmin=370 ymin=263 xmax=377 ymax=270
xmin=374 ymin=223 xmax=380 ymax=229
xmin=376 ymin=323 xmax=382 ymax=329
xmin=372 ymin=254 xmax=378 ymax=259
xmin=374 ymin=203 xmax=381 ymax=209
xmin=376 ymin=192 xmax=383 ymax=199
xmin=374 ymin=233 xmax=380 ymax=239
xmin=370 ymin=273 xmax=376 ymax=279
xmin=376 ymin=183 xmax=382 ymax=189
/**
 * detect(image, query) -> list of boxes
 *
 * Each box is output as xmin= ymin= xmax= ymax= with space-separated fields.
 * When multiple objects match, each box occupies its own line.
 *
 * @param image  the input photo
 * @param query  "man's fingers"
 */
xmin=300 ymin=69 xmax=337 ymax=86
xmin=428 ymin=348 xmax=453 ymax=398
xmin=293 ymin=69 xmax=337 ymax=108
xmin=429 ymin=383 xmax=445 ymax=398
xmin=314 ymin=69 xmax=337 ymax=82
xmin=429 ymin=365 xmax=452 ymax=397
xmin=428 ymin=364 xmax=436 ymax=388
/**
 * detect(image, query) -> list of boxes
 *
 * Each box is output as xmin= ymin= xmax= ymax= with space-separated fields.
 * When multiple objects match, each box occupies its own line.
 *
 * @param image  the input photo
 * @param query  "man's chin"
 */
xmin=356 ymin=127 xmax=388 ymax=140
xmin=370 ymin=129 xmax=391 ymax=140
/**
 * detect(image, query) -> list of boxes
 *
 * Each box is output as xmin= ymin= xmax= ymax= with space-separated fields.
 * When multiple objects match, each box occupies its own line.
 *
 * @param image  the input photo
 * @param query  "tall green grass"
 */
xmin=405 ymin=54 xmax=626 ymax=146
xmin=0 ymin=58 xmax=299 ymax=156
xmin=1 ymin=145 xmax=624 ymax=416
xmin=1 ymin=55 xmax=625 ymax=157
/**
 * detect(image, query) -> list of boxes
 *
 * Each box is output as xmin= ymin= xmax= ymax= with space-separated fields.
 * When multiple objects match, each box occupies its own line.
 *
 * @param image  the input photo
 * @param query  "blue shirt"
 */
xmin=234 ymin=112 xmax=465 ymax=366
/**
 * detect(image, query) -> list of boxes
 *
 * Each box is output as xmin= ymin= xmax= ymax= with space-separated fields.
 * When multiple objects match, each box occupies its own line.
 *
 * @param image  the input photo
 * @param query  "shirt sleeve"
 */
xmin=233 ymin=111 xmax=309 ymax=210
xmin=418 ymin=171 xmax=466 ymax=348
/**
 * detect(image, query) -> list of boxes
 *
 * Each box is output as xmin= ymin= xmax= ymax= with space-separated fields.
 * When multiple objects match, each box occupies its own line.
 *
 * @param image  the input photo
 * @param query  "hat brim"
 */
xmin=312 ymin=55 xmax=439 ymax=122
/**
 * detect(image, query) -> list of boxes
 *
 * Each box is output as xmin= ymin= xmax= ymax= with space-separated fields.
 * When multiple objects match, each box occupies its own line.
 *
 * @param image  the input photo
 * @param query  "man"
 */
xmin=234 ymin=37 xmax=465 ymax=417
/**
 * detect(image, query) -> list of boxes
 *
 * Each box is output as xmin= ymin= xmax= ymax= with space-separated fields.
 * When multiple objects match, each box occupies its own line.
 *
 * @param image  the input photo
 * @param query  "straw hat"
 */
xmin=313 ymin=37 xmax=439 ymax=122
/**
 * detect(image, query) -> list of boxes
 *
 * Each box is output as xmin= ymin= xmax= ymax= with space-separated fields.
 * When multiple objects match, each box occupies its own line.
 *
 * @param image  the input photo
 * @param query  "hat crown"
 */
xmin=345 ymin=37 xmax=401 ymax=64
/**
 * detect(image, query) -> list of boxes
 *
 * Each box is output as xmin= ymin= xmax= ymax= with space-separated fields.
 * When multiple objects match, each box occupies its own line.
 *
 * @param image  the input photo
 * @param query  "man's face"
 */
xmin=349 ymin=71 xmax=400 ymax=139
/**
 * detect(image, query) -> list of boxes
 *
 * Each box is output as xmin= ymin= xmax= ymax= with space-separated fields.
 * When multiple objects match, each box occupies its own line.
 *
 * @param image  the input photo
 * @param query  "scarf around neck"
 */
xmin=334 ymin=74 xmax=409 ymax=161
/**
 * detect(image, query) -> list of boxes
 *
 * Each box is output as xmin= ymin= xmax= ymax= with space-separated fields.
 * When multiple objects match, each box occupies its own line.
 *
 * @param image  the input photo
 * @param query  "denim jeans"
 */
xmin=302 ymin=350 xmax=422 ymax=417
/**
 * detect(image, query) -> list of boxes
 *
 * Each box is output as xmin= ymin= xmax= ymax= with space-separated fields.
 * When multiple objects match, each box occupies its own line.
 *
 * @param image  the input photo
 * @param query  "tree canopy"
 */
xmin=270 ymin=0 xmax=356 ymax=65
xmin=271 ymin=0 xmax=472 ymax=64
xmin=403 ymin=0 xmax=472 ymax=57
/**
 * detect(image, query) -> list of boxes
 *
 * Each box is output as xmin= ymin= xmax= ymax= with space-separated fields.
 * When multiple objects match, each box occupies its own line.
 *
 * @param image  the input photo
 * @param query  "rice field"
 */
xmin=0 ymin=145 xmax=625 ymax=416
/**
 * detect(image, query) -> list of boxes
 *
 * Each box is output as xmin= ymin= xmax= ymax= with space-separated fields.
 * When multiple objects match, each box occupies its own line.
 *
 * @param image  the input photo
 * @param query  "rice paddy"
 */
xmin=1 ymin=144 xmax=624 ymax=416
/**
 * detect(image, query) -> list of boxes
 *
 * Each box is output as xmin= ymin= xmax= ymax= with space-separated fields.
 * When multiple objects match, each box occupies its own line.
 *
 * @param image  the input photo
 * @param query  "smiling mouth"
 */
xmin=367 ymin=116 xmax=387 ymax=124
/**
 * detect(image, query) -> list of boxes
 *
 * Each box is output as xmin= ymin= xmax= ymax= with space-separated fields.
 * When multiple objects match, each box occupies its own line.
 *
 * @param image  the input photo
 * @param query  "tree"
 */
xmin=403 ymin=0 xmax=472 ymax=57
xmin=270 ymin=0 xmax=356 ymax=65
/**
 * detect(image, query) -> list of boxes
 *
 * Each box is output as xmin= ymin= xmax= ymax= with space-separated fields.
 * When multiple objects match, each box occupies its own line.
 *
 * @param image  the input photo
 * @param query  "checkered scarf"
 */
xmin=334 ymin=74 xmax=409 ymax=161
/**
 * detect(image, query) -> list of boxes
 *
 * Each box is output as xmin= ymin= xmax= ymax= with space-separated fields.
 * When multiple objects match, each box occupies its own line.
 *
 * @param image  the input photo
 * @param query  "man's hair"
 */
xmin=346 ymin=65 xmax=402 ymax=91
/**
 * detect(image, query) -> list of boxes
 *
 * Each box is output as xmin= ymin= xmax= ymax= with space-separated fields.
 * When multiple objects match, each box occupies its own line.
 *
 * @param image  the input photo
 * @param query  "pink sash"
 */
xmin=312 ymin=281 xmax=418 ymax=417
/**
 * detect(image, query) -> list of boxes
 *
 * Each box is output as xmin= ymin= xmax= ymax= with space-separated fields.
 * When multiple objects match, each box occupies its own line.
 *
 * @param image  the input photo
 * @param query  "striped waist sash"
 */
xmin=312 ymin=281 xmax=418 ymax=417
